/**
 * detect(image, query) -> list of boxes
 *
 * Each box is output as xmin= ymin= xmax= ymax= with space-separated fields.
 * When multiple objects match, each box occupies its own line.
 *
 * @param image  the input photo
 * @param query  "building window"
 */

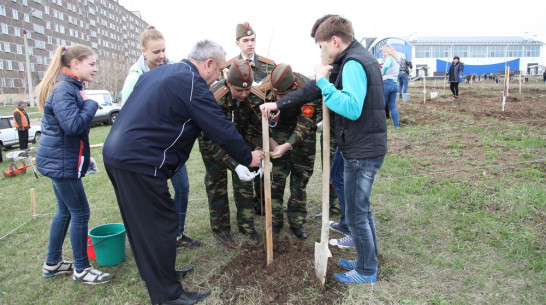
xmin=46 ymin=21 xmax=51 ymax=29
xmin=12 ymin=9 xmax=18 ymax=19
xmin=1 ymin=23 xmax=8 ymax=34
xmin=35 ymin=40 xmax=46 ymax=49
xmin=24 ymin=13 xmax=29 ymax=22
xmin=44 ymin=6 xmax=49 ymax=14
xmin=17 ymin=45 xmax=23 ymax=54
xmin=0 ymin=79 xmax=5 ymax=88
xmin=18 ymin=62 xmax=25 ymax=71
xmin=33 ymin=23 xmax=45 ymax=34
xmin=31 ymin=10 xmax=42 ymax=19
xmin=23 ymin=0 xmax=28 ymax=6
xmin=6 ymin=60 xmax=13 ymax=70
xmin=3 ymin=42 xmax=11 ymax=52
xmin=0 ymin=60 xmax=3 ymax=69
xmin=0 ymin=5 xmax=6 ymax=16
xmin=9 ymin=78 xmax=16 ymax=88
xmin=453 ymin=46 xmax=469 ymax=58
xmin=14 ymin=27 xmax=21 ymax=36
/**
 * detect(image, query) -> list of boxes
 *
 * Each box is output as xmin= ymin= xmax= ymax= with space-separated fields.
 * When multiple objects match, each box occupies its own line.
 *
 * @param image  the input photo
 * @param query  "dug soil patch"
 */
xmin=213 ymin=238 xmax=379 ymax=304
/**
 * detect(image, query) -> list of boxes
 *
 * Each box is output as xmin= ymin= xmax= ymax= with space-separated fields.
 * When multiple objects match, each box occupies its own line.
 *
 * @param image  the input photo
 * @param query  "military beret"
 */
xmin=227 ymin=59 xmax=253 ymax=88
xmin=271 ymin=63 xmax=295 ymax=92
xmin=236 ymin=22 xmax=255 ymax=40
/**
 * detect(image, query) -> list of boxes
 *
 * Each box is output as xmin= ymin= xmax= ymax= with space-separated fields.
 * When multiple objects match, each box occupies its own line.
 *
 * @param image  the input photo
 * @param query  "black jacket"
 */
xmin=276 ymin=40 xmax=387 ymax=159
xmin=103 ymin=60 xmax=252 ymax=178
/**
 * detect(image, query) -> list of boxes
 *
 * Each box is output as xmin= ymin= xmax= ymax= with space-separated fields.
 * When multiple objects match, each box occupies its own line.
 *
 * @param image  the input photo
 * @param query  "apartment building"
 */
xmin=0 ymin=0 xmax=148 ymax=97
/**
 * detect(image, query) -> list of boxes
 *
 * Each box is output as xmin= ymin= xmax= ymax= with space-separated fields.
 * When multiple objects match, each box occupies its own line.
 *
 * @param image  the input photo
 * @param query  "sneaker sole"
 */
xmin=329 ymin=226 xmax=351 ymax=236
xmin=73 ymin=279 xmax=111 ymax=285
xmin=43 ymin=270 xmax=72 ymax=278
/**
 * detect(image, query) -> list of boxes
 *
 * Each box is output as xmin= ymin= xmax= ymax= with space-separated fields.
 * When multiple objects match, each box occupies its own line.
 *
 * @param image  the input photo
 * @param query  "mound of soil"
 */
xmin=213 ymin=238 xmax=360 ymax=304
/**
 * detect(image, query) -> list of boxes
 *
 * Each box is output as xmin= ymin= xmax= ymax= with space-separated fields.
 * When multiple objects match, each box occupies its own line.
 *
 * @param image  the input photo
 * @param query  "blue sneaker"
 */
xmin=334 ymin=270 xmax=377 ymax=284
xmin=329 ymin=235 xmax=355 ymax=248
xmin=337 ymin=258 xmax=357 ymax=270
xmin=329 ymin=221 xmax=351 ymax=236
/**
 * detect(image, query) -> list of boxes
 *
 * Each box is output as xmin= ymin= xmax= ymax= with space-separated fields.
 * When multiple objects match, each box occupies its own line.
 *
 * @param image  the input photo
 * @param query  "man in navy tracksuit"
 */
xmin=103 ymin=40 xmax=263 ymax=305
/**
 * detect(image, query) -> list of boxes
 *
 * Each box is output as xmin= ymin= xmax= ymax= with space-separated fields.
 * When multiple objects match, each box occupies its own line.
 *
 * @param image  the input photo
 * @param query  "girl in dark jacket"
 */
xmin=35 ymin=45 xmax=112 ymax=284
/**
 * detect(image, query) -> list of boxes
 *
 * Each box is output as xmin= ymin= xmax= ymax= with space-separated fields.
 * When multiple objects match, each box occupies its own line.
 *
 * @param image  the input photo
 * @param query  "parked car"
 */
xmin=86 ymin=90 xmax=121 ymax=126
xmin=0 ymin=116 xmax=41 ymax=162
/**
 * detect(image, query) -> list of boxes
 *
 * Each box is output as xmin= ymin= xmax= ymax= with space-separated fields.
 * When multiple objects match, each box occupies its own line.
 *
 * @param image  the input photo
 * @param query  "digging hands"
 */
xmin=314 ymin=63 xmax=333 ymax=81
xmin=271 ymin=143 xmax=291 ymax=159
xmin=259 ymin=102 xmax=279 ymax=119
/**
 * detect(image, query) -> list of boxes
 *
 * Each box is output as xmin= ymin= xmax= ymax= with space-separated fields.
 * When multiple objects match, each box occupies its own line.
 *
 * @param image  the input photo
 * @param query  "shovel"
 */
xmin=314 ymin=42 xmax=332 ymax=287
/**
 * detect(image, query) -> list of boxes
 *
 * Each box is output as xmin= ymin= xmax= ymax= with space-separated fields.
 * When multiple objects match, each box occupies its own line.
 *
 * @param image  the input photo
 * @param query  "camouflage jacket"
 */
xmin=199 ymin=80 xmax=264 ymax=171
xmin=260 ymin=72 xmax=318 ymax=149
xmin=225 ymin=53 xmax=275 ymax=83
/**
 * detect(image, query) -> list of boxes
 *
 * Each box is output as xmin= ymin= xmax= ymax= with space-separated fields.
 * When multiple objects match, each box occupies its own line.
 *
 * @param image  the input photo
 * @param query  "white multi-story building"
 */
xmin=0 ymin=0 xmax=148 ymax=96
xmin=364 ymin=35 xmax=545 ymax=78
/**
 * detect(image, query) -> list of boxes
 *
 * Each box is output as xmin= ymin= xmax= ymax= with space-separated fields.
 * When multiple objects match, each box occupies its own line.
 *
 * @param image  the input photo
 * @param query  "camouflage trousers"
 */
xmin=200 ymin=153 xmax=256 ymax=236
xmin=271 ymin=130 xmax=316 ymax=228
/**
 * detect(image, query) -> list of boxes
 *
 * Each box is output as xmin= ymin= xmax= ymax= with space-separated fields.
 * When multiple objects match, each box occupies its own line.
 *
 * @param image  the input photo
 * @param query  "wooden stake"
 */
xmin=519 ymin=71 xmax=522 ymax=94
xmin=423 ymin=70 xmax=427 ymax=104
xmin=261 ymin=116 xmax=273 ymax=266
xmin=506 ymin=66 xmax=510 ymax=98
xmin=30 ymin=188 xmax=36 ymax=220
xmin=314 ymin=42 xmax=332 ymax=287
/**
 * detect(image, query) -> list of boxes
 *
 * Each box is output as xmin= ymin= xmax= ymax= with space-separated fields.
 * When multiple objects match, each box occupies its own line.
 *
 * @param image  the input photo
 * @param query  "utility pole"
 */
xmin=23 ymin=30 xmax=34 ymax=107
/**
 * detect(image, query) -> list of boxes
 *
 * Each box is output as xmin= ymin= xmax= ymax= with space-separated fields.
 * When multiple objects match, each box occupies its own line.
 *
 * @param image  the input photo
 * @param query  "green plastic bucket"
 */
xmin=88 ymin=223 xmax=126 ymax=267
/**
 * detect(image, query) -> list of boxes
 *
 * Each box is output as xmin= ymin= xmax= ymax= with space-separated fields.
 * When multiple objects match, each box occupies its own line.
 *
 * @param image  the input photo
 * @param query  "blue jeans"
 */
xmin=330 ymin=147 xmax=348 ymax=231
xmin=384 ymin=80 xmax=399 ymax=128
xmin=170 ymin=165 xmax=189 ymax=236
xmin=398 ymin=72 xmax=409 ymax=97
xmin=46 ymin=178 xmax=91 ymax=272
xmin=344 ymin=155 xmax=384 ymax=275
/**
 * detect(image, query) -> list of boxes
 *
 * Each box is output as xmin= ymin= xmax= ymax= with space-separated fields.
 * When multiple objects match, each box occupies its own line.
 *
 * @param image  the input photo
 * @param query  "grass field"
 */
xmin=0 ymin=80 xmax=544 ymax=304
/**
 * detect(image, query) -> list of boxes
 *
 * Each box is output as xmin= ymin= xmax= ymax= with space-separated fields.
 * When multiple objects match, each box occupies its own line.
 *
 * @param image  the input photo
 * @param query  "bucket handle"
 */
xmin=89 ymin=238 xmax=107 ymax=247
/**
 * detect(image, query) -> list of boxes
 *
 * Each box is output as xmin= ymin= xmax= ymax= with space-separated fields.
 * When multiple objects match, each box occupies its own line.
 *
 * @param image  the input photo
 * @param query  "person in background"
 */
xmin=103 ymin=40 xmax=264 ymax=305
xmin=13 ymin=101 xmax=30 ymax=149
xmin=542 ymin=70 xmax=546 ymax=83
xmin=225 ymin=22 xmax=276 ymax=83
xmin=36 ymin=45 xmax=112 ymax=284
xmin=397 ymin=57 xmax=412 ymax=100
xmin=448 ymin=56 xmax=464 ymax=98
xmin=381 ymin=45 xmax=400 ymax=129
xmin=260 ymin=15 xmax=387 ymax=284
xmin=120 ymin=25 xmax=201 ymax=250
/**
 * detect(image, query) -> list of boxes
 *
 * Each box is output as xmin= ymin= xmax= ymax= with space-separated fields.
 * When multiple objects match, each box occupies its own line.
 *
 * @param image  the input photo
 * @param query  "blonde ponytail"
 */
xmin=35 ymin=45 xmax=94 ymax=113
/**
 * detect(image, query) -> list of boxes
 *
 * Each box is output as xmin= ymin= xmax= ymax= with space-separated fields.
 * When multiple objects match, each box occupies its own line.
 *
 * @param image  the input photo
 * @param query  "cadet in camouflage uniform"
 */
xmin=225 ymin=22 xmax=276 ymax=83
xmin=199 ymin=59 xmax=264 ymax=245
xmin=225 ymin=22 xmax=275 ymax=213
xmin=262 ymin=64 xmax=318 ymax=240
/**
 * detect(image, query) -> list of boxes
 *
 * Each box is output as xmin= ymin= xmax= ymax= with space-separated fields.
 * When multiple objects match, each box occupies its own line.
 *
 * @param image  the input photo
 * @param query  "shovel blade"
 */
xmin=314 ymin=241 xmax=332 ymax=287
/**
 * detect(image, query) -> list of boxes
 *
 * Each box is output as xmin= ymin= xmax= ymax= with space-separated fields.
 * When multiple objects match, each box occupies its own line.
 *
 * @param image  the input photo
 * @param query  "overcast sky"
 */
xmin=119 ymin=0 xmax=545 ymax=75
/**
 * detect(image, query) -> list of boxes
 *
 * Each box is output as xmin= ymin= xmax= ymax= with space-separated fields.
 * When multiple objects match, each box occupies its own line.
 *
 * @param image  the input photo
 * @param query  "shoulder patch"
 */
xmin=257 ymin=56 xmax=275 ymax=66
xmin=224 ymin=57 xmax=238 ymax=68
xmin=258 ymin=81 xmax=271 ymax=92
xmin=250 ymin=86 xmax=266 ymax=101
xmin=213 ymin=85 xmax=230 ymax=101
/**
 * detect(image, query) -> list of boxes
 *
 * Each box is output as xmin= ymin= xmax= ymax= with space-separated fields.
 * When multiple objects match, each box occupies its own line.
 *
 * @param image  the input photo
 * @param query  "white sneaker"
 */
xmin=42 ymin=260 xmax=74 ymax=278
xmin=329 ymin=235 xmax=355 ymax=248
xmin=73 ymin=266 xmax=112 ymax=284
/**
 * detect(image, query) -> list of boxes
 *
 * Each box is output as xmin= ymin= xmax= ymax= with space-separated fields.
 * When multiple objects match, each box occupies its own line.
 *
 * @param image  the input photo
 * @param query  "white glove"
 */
xmin=317 ymin=120 xmax=323 ymax=133
xmin=235 ymin=165 xmax=258 ymax=181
